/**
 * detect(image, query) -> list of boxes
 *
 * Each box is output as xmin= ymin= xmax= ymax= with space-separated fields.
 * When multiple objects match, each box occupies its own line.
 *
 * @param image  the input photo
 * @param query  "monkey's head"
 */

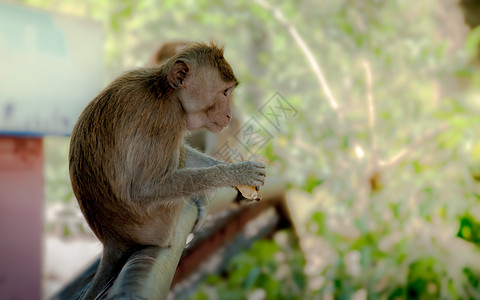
xmin=166 ymin=42 xmax=239 ymax=133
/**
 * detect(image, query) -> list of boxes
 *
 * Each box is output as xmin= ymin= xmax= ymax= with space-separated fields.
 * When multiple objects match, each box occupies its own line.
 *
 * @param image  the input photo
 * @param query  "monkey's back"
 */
xmin=69 ymin=68 xmax=186 ymax=246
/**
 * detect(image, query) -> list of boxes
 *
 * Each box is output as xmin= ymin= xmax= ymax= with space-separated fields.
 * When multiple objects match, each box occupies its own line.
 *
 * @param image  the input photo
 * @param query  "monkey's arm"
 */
xmin=132 ymin=161 xmax=265 ymax=204
xmin=184 ymin=145 xmax=224 ymax=168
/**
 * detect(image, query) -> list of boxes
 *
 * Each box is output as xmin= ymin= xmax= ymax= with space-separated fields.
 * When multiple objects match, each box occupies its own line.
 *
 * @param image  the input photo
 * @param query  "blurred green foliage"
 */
xmin=191 ymin=231 xmax=307 ymax=300
xmin=18 ymin=0 xmax=480 ymax=298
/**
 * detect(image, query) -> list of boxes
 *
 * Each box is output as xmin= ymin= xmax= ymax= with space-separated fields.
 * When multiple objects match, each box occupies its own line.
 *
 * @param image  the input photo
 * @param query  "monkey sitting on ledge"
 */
xmin=69 ymin=42 xmax=267 ymax=300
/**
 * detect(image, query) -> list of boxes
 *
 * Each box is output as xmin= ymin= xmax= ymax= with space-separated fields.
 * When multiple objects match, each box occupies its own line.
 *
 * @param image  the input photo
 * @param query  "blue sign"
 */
xmin=0 ymin=3 xmax=103 ymax=136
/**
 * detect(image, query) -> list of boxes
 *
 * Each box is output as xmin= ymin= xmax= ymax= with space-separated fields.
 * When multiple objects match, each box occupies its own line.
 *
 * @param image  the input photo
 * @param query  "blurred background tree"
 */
xmin=15 ymin=0 xmax=480 ymax=298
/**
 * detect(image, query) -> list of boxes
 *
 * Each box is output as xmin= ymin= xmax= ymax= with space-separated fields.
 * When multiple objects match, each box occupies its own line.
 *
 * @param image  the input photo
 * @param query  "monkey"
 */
xmin=147 ymin=41 xmax=253 ymax=206
xmin=146 ymin=40 xmax=243 ymax=155
xmin=146 ymin=40 xmax=191 ymax=68
xmin=69 ymin=42 xmax=267 ymax=299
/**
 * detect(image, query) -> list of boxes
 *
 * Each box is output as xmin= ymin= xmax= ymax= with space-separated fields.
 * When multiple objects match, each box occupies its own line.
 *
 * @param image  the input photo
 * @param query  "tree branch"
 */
xmin=253 ymin=0 xmax=340 ymax=116
xmin=362 ymin=59 xmax=377 ymax=154
xmin=379 ymin=124 xmax=449 ymax=169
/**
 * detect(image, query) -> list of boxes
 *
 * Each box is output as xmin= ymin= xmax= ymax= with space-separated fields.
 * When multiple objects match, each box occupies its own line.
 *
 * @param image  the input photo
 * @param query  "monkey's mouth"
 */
xmin=209 ymin=122 xmax=224 ymax=133
xmin=217 ymin=119 xmax=231 ymax=128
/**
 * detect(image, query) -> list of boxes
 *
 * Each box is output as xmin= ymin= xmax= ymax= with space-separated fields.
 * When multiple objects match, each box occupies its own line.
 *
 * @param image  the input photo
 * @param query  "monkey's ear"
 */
xmin=168 ymin=61 xmax=190 ymax=89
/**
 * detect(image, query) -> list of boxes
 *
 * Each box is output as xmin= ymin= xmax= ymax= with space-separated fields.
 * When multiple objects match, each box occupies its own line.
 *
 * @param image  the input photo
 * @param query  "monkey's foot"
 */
xmin=192 ymin=196 xmax=206 ymax=232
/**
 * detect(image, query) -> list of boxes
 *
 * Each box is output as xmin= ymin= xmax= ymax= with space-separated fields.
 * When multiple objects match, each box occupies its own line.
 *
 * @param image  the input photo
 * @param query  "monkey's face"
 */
xmin=177 ymin=66 xmax=236 ymax=133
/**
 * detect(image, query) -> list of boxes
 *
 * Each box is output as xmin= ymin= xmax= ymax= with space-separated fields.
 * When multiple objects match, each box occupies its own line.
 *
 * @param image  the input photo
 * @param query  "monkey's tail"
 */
xmin=80 ymin=245 xmax=133 ymax=300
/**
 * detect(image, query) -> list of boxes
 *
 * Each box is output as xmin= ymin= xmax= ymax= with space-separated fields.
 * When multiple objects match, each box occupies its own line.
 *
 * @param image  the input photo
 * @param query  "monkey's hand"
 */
xmin=228 ymin=161 xmax=267 ymax=187
xmin=234 ymin=154 xmax=270 ymax=201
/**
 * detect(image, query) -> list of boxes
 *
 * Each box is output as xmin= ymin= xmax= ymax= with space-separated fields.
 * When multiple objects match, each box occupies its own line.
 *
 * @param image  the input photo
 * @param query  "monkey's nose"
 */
xmin=226 ymin=114 xmax=231 ymax=119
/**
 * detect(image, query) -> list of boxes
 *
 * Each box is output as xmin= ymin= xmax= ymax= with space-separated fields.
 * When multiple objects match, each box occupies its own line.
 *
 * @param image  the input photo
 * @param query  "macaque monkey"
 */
xmin=146 ymin=41 xmax=242 ymax=155
xmin=69 ymin=42 xmax=266 ymax=299
xmin=146 ymin=41 xmax=191 ymax=68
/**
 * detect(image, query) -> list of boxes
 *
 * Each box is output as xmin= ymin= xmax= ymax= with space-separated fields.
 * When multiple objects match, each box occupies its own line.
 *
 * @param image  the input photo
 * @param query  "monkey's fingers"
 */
xmin=235 ymin=154 xmax=270 ymax=201
xmin=253 ymin=164 xmax=266 ymax=180
xmin=249 ymin=161 xmax=267 ymax=169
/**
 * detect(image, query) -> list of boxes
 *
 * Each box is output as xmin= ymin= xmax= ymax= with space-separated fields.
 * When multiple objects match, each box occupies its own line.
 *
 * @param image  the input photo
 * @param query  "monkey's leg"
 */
xmin=191 ymin=195 xmax=207 ymax=232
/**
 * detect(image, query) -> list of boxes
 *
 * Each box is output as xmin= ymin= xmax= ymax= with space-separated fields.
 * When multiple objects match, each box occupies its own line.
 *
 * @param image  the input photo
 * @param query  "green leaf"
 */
xmin=218 ymin=290 xmax=244 ymax=300
xmin=205 ymin=274 xmax=222 ymax=284
xmin=243 ymin=267 xmax=261 ymax=290
xmin=292 ymin=269 xmax=307 ymax=290
xmin=63 ymin=226 xmax=71 ymax=237
xmin=465 ymin=26 xmax=480 ymax=59
xmin=302 ymin=174 xmax=324 ymax=194
xmin=310 ymin=211 xmax=325 ymax=235
xmin=472 ymin=142 xmax=480 ymax=162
